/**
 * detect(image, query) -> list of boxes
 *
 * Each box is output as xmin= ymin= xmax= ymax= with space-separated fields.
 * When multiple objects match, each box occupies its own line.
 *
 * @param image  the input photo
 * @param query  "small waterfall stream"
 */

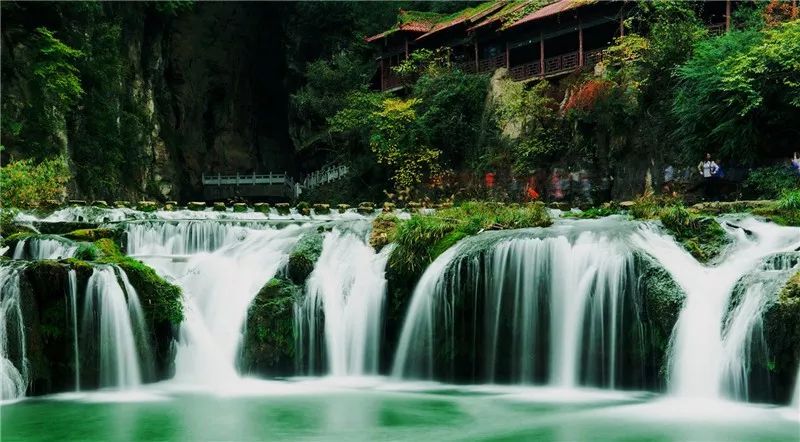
xmin=0 ymin=265 xmax=27 ymax=400
xmin=634 ymin=218 xmax=800 ymax=399
xmin=82 ymin=266 xmax=149 ymax=389
xmin=68 ymin=269 xmax=80 ymax=391
xmin=13 ymin=237 xmax=77 ymax=260
xmin=295 ymin=228 xmax=393 ymax=376
xmin=392 ymin=222 xmax=646 ymax=387
xmin=127 ymin=221 xmax=303 ymax=384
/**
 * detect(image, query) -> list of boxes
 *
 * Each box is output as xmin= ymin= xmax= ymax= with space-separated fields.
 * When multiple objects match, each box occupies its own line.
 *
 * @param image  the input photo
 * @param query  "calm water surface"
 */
xmin=2 ymin=380 xmax=798 ymax=441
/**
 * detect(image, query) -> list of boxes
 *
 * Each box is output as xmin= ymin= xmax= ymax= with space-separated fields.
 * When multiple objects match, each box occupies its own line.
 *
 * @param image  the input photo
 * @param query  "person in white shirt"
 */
xmin=697 ymin=153 xmax=718 ymax=200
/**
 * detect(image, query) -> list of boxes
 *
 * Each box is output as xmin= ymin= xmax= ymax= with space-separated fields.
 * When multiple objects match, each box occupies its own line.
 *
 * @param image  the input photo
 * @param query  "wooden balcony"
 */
xmin=378 ymin=48 xmax=606 ymax=91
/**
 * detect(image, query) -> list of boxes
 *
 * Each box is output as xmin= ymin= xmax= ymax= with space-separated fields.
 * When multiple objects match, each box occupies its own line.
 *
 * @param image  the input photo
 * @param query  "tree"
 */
xmin=673 ymin=21 xmax=800 ymax=162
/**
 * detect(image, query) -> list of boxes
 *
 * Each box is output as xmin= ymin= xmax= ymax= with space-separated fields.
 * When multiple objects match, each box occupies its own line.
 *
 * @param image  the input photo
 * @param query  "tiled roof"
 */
xmin=366 ymin=10 xmax=444 ymax=42
xmin=504 ymin=0 xmax=596 ymax=30
xmin=415 ymin=1 xmax=507 ymax=41
xmin=467 ymin=0 xmax=534 ymax=32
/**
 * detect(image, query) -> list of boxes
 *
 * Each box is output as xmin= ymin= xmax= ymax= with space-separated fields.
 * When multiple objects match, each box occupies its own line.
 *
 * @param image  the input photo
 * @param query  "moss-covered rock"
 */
xmin=187 ymin=201 xmax=206 ymax=211
xmin=163 ymin=201 xmax=178 ymax=211
xmin=137 ymin=201 xmax=158 ymax=212
xmin=113 ymin=200 xmax=130 ymax=208
xmin=212 ymin=202 xmax=227 ymax=212
xmin=94 ymin=239 xmax=183 ymax=325
xmin=312 ymin=203 xmax=330 ymax=215
xmin=635 ymin=253 xmax=686 ymax=388
xmin=337 ymin=203 xmax=350 ymax=214
xmin=240 ymin=277 xmax=300 ymax=377
xmin=369 ymin=214 xmax=398 ymax=252
xmin=232 ymin=203 xmax=248 ymax=213
xmin=275 ymin=203 xmax=291 ymax=215
xmin=762 ymin=270 xmax=800 ymax=404
xmin=91 ymin=200 xmax=109 ymax=208
xmin=253 ymin=202 xmax=270 ymax=213
xmin=63 ymin=228 xmax=118 ymax=242
xmin=382 ymin=202 xmax=396 ymax=213
xmin=287 ymin=232 xmax=323 ymax=284
xmin=295 ymin=201 xmax=311 ymax=216
xmin=357 ymin=202 xmax=374 ymax=215
xmin=660 ymin=205 xmax=729 ymax=263
xmin=1 ymin=231 xmax=34 ymax=251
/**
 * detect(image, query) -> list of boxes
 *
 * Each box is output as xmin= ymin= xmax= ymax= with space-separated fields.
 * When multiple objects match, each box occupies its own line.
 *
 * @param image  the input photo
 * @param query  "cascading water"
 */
xmin=68 ymin=269 xmax=80 ymax=391
xmin=12 ymin=237 xmax=77 ymax=260
xmin=720 ymin=252 xmax=800 ymax=401
xmin=295 ymin=227 xmax=393 ymax=376
xmin=0 ymin=265 xmax=28 ymax=400
xmin=127 ymin=221 xmax=304 ymax=383
xmin=634 ymin=217 xmax=800 ymax=399
xmin=392 ymin=221 xmax=646 ymax=388
xmin=82 ymin=266 xmax=149 ymax=389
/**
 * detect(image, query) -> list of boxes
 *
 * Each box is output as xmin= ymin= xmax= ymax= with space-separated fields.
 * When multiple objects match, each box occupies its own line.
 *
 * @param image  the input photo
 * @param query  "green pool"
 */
xmin=2 ymin=380 xmax=798 ymax=441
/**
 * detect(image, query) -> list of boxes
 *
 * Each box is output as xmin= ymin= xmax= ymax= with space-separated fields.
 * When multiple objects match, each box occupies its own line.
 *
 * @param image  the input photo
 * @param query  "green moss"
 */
xmin=660 ymin=205 xmax=728 ymax=262
xmin=287 ymin=232 xmax=324 ymax=284
xmin=275 ymin=203 xmax=291 ymax=215
xmin=94 ymin=239 xmax=183 ymax=325
xmin=2 ymin=231 xmax=34 ymax=249
xmin=763 ymin=270 xmax=800 ymax=403
xmin=63 ymin=228 xmax=118 ymax=242
xmin=389 ymin=201 xmax=551 ymax=279
xmin=241 ymin=277 xmax=301 ymax=376
xmin=562 ymin=204 xmax=621 ymax=219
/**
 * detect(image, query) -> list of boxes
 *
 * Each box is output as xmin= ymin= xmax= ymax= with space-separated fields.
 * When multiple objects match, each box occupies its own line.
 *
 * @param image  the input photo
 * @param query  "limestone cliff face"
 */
xmin=154 ymin=2 xmax=294 ymax=201
xmin=1 ymin=2 xmax=295 ymax=201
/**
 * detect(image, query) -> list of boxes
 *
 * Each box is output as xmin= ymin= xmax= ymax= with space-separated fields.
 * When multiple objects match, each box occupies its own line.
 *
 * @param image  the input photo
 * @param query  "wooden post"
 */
xmin=505 ymin=41 xmax=510 ymax=69
xmin=578 ymin=20 xmax=584 ymax=67
xmin=725 ymin=0 xmax=731 ymax=32
xmin=539 ymin=32 xmax=545 ymax=77
xmin=474 ymin=41 xmax=479 ymax=72
xmin=379 ymin=57 xmax=385 ymax=91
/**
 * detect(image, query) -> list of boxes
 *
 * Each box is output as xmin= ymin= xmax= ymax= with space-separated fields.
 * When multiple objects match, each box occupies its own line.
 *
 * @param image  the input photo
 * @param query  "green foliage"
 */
xmin=63 ymin=228 xmax=118 ymax=242
xmin=491 ymin=79 xmax=563 ymax=173
xmin=0 ymin=156 xmax=71 ymax=209
xmin=389 ymin=202 xmax=551 ymax=277
xmin=777 ymin=189 xmax=800 ymax=211
xmin=744 ymin=165 xmax=800 ymax=199
xmin=673 ymin=21 xmax=800 ymax=162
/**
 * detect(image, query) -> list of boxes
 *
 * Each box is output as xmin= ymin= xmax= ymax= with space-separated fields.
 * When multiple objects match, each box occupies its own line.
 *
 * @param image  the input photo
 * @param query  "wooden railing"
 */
xmin=478 ymin=54 xmax=507 ymax=73
xmin=380 ymin=47 xmax=607 ymax=89
xmin=303 ymin=164 xmax=349 ymax=189
xmin=202 ymin=172 xmax=294 ymax=187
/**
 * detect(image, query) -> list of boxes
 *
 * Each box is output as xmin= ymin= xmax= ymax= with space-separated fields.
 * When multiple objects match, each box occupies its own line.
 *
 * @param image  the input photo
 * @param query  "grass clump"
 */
xmin=562 ymin=204 xmax=620 ymax=219
xmin=660 ymin=204 xmax=728 ymax=263
xmin=389 ymin=202 xmax=551 ymax=277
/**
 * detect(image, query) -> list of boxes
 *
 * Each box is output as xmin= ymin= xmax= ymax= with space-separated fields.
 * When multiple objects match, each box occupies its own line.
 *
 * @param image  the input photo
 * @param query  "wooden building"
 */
xmin=367 ymin=0 xmax=735 ymax=92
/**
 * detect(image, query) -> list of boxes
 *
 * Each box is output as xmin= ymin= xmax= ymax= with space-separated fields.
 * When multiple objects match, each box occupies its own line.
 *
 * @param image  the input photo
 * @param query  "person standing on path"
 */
xmin=697 ymin=153 xmax=718 ymax=200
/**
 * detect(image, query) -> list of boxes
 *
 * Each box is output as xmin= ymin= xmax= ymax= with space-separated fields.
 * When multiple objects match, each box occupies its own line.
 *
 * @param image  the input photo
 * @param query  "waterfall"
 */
xmin=793 ymin=365 xmax=800 ymax=408
xmin=0 ymin=265 xmax=27 ymax=400
xmin=126 ymin=220 xmax=274 ymax=255
xmin=68 ymin=269 xmax=80 ymax=391
xmin=636 ymin=218 xmax=800 ymax=399
xmin=295 ymin=228 xmax=393 ymax=376
xmin=12 ymin=237 xmax=77 ymax=260
xmin=82 ymin=266 xmax=148 ymax=389
xmin=128 ymin=221 xmax=303 ymax=383
xmin=720 ymin=253 xmax=799 ymax=401
xmin=392 ymin=223 xmax=645 ymax=388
